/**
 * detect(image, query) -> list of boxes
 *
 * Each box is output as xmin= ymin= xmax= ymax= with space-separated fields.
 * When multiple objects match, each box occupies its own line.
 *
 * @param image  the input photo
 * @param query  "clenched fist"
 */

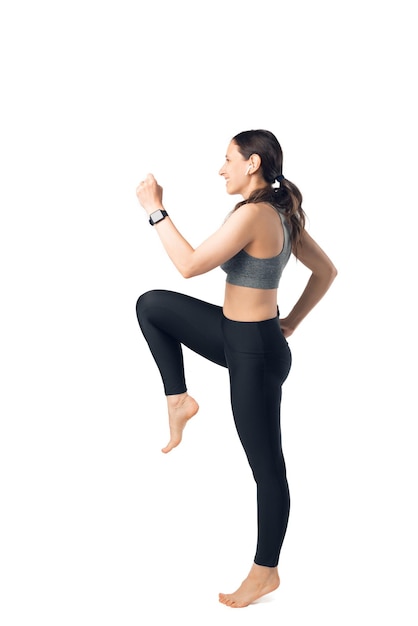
xmin=136 ymin=173 xmax=164 ymax=215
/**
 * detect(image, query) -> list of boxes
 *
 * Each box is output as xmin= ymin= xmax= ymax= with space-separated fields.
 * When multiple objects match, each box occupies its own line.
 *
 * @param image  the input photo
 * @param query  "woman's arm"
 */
xmin=280 ymin=229 xmax=337 ymax=337
xmin=136 ymin=173 xmax=257 ymax=278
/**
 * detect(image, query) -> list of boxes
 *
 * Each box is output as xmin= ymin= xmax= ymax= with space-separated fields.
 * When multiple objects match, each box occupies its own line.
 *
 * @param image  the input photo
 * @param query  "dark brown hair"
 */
xmin=232 ymin=129 xmax=306 ymax=249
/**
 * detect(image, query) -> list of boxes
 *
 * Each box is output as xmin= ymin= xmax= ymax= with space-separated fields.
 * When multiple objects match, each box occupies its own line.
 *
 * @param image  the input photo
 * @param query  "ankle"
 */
xmin=166 ymin=392 xmax=188 ymax=408
xmin=250 ymin=563 xmax=279 ymax=579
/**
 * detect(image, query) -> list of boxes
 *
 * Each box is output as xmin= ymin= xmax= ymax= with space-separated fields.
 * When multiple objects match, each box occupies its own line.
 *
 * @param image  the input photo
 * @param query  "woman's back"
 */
xmin=222 ymin=202 xmax=291 ymax=321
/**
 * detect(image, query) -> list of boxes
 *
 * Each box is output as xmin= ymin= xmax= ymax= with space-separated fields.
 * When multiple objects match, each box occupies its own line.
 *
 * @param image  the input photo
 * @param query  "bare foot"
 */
xmin=219 ymin=563 xmax=280 ymax=608
xmin=162 ymin=392 xmax=199 ymax=453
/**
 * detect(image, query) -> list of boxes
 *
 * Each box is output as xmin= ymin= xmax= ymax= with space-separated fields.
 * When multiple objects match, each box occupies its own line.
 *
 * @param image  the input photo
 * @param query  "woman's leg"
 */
xmin=136 ymin=290 xmax=227 ymax=451
xmin=136 ymin=290 xmax=227 ymax=393
xmin=219 ymin=315 xmax=292 ymax=606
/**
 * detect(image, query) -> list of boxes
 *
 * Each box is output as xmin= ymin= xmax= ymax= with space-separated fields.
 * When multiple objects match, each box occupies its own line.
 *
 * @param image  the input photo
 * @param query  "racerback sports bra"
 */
xmin=220 ymin=209 xmax=292 ymax=289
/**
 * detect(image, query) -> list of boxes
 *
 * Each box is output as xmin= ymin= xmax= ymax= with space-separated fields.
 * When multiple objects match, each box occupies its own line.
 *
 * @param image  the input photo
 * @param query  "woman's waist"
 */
xmin=223 ymin=283 xmax=279 ymax=322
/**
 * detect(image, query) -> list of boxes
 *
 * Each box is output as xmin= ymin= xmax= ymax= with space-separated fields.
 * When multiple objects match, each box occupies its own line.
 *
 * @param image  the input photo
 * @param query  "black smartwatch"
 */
xmin=149 ymin=209 xmax=168 ymax=226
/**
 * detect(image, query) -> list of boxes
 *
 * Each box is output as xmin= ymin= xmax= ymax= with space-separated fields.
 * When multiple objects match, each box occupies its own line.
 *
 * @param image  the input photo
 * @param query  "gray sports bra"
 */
xmin=220 ymin=209 xmax=292 ymax=289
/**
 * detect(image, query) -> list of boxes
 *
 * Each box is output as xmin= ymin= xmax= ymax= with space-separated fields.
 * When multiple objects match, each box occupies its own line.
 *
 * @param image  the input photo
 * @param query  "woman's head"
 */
xmin=232 ymin=129 xmax=283 ymax=185
xmin=225 ymin=129 xmax=306 ymax=249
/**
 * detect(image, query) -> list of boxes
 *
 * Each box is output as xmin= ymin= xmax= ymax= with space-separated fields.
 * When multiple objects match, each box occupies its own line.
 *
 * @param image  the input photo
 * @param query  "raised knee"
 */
xmin=136 ymin=289 xmax=166 ymax=320
xmin=136 ymin=290 xmax=153 ymax=319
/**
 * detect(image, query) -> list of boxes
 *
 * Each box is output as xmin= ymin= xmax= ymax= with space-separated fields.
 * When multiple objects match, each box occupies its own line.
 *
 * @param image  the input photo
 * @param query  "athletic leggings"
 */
xmin=136 ymin=289 xmax=292 ymax=567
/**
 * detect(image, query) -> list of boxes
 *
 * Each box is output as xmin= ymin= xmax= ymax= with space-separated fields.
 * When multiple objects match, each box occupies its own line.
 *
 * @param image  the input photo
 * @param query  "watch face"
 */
xmin=149 ymin=209 xmax=167 ymax=225
xmin=153 ymin=210 xmax=164 ymax=221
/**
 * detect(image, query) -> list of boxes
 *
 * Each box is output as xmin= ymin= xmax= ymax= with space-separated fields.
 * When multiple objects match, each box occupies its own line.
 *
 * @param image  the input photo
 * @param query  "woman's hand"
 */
xmin=136 ymin=173 xmax=164 ymax=215
xmin=279 ymin=316 xmax=295 ymax=338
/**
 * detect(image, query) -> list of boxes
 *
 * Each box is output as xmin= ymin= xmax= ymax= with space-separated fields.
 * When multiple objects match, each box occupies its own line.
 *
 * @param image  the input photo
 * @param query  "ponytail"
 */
xmin=275 ymin=176 xmax=306 ymax=250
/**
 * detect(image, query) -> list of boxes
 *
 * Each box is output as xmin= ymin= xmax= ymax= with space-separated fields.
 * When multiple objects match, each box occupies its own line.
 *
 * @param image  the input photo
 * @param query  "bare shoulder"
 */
xmin=229 ymin=202 xmax=276 ymax=224
xmin=229 ymin=202 xmax=264 ymax=218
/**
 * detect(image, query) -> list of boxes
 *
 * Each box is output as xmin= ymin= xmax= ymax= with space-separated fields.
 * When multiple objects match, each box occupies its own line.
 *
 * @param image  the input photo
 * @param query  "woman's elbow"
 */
xmin=181 ymin=268 xmax=204 ymax=279
xmin=327 ymin=262 xmax=338 ymax=285
xmin=315 ymin=261 xmax=337 ymax=287
xmin=172 ymin=259 xmax=194 ymax=279
xmin=179 ymin=257 xmax=208 ymax=279
xmin=179 ymin=263 xmax=200 ymax=279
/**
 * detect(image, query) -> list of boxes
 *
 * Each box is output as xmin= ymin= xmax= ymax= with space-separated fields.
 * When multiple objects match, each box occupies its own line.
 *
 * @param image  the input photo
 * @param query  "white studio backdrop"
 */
xmin=0 ymin=1 xmax=417 ymax=625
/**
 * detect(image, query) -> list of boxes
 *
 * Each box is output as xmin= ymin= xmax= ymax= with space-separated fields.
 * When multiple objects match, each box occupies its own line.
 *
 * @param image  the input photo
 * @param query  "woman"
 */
xmin=135 ymin=129 xmax=337 ymax=608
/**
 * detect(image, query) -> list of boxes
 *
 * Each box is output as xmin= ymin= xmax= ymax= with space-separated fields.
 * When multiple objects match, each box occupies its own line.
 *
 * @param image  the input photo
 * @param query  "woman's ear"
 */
xmin=248 ymin=153 xmax=262 ymax=173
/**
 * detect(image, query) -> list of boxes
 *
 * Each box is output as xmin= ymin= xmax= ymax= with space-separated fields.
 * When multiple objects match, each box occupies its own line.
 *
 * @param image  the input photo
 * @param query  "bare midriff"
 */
xmin=223 ymin=283 xmax=279 ymax=322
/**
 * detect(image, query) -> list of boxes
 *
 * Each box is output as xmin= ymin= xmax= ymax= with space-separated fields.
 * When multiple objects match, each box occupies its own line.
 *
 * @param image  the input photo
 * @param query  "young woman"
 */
xmin=135 ymin=129 xmax=337 ymax=608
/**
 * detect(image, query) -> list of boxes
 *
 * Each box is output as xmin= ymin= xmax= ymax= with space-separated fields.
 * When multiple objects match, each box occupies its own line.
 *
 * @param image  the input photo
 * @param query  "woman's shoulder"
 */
xmin=233 ymin=202 xmax=272 ymax=218
xmin=226 ymin=202 xmax=261 ymax=224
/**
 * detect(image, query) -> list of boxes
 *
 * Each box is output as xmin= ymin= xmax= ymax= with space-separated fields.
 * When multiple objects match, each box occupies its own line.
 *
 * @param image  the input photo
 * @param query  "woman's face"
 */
xmin=219 ymin=141 xmax=250 ymax=196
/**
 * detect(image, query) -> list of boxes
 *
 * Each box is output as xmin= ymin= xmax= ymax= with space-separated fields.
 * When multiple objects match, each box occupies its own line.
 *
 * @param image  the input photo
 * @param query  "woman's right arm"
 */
xmin=279 ymin=229 xmax=337 ymax=337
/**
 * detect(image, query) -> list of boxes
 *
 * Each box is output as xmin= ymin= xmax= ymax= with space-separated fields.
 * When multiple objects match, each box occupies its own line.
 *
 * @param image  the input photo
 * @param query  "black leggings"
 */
xmin=136 ymin=289 xmax=292 ymax=567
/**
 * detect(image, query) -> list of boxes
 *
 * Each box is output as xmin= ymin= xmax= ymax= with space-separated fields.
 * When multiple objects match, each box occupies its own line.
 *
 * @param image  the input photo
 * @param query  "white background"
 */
xmin=1 ymin=1 xmax=417 ymax=624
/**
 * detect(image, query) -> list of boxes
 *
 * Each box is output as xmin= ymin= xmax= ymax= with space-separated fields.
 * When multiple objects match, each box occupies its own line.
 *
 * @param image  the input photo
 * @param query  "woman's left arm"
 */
xmin=136 ymin=173 xmax=255 ymax=278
